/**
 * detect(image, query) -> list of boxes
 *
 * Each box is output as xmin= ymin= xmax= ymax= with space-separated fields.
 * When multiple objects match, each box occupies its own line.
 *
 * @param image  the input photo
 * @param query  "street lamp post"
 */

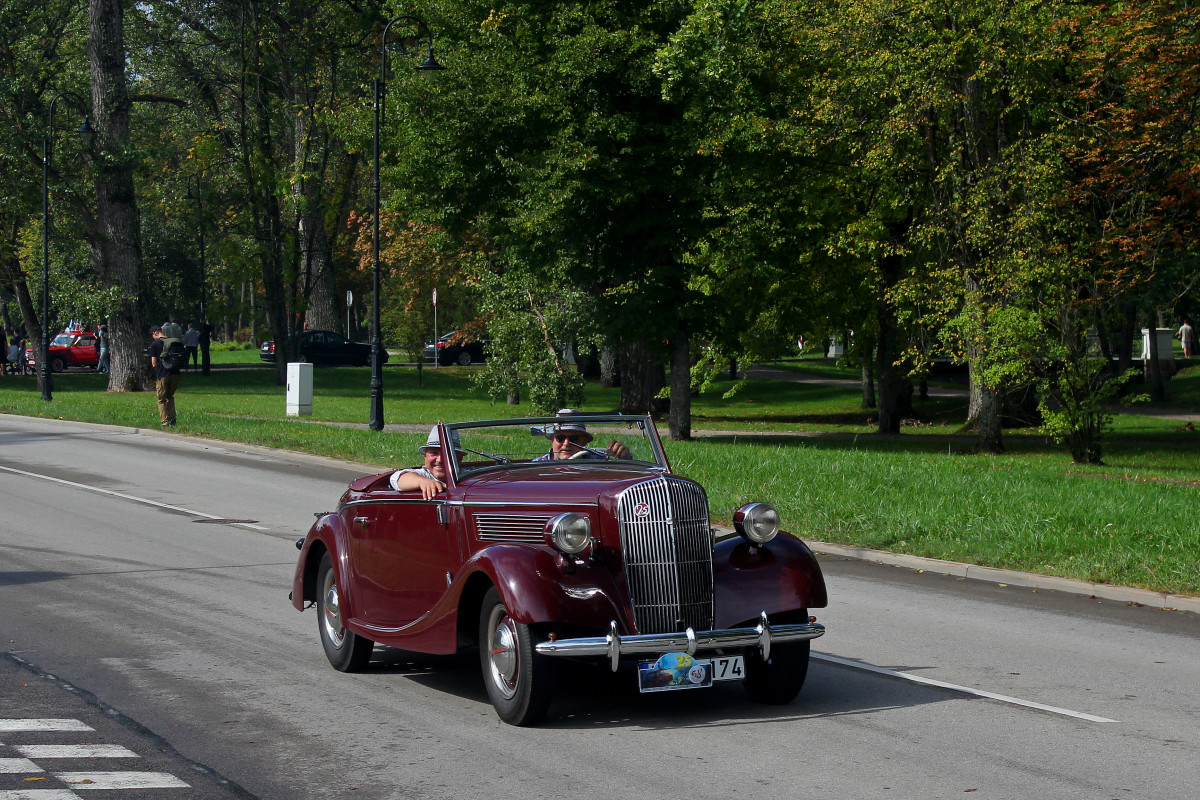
xmin=41 ymin=91 xmax=93 ymax=402
xmin=185 ymin=176 xmax=208 ymax=323
xmin=369 ymin=13 xmax=445 ymax=431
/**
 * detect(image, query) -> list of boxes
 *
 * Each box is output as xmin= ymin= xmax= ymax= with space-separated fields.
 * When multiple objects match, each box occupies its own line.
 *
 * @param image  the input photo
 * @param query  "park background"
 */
xmin=1 ymin=3 xmax=1198 ymax=596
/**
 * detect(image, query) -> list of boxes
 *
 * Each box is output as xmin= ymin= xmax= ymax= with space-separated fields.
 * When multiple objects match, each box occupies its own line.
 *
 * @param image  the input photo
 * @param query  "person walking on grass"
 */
xmin=148 ymin=325 xmax=182 ymax=426
xmin=1176 ymin=318 xmax=1195 ymax=359
xmin=183 ymin=322 xmax=200 ymax=371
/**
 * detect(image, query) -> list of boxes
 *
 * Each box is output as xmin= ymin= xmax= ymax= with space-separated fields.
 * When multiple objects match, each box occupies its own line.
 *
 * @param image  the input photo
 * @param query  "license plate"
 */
xmin=710 ymin=655 xmax=745 ymax=682
xmin=637 ymin=653 xmax=745 ymax=693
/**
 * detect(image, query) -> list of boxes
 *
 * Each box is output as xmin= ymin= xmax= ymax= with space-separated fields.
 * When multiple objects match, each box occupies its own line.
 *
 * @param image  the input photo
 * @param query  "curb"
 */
xmin=806 ymin=539 xmax=1200 ymax=615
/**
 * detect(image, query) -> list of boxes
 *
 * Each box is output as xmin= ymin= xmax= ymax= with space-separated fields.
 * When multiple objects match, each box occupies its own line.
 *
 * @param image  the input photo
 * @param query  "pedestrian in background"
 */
xmin=183 ymin=322 xmax=200 ymax=371
xmin=148 ymin=325 xmax=181 ymax=426
xmin=1176 ymin=318 xmax=1195 ymax=359
xmin=95 ymin=323 xmax=109 ymax=373
xmin=0 ymin=326 xmax=7 ymax=375
xmin=162 ymin=318 xmax=183 ymax=339
xmin=198 ymin=319 xmax=213 ymax=375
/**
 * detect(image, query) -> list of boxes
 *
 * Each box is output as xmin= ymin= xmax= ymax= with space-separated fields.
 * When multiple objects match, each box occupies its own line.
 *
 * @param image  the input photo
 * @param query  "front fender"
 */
xmin=290 ymin=513 xmax=351 ymax=612
xmin=713 ymin=531 xmax=828 ymax=629
xmin=463 ymin=545 xmax=633 ymax=633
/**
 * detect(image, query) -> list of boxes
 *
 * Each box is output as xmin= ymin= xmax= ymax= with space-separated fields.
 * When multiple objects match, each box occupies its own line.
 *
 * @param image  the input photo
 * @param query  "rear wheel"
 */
xmin=317 ymin=552 xmax=373 ymax=672
xmin=479 ymin=587 xmax=555 ymax=725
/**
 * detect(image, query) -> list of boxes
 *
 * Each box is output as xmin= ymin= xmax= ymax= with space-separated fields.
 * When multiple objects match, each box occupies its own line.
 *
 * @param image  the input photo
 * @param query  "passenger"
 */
xmin=389 ymin=428 xmax=448 ymax=499
xmin=536 ymin=409 xmax=631 ymax=461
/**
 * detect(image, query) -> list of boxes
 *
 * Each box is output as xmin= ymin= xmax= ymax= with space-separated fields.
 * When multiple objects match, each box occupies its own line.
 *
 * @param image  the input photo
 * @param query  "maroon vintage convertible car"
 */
xmin=291 ymin=413 xmax=827 ymax=725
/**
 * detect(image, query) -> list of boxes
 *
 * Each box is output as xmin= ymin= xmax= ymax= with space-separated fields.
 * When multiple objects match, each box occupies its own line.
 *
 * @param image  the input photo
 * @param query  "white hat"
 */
xmin=545 ymin=409 xmax=593 ymax=444
xmin=419 ymin=428 xmax=442 ymax=454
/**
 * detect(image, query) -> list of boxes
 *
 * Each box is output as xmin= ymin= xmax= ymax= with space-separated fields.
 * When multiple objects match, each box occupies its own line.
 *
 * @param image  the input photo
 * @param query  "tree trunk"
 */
xmin=1116 ymin=302 xmax=1136 ymax=375
xmin=619 ymin=338 xmax=663 ymax=415
xmin=1145 ymin=317 xmax=1166 ymax=401
xmin=599 ymin=343 xmax=618 ymax=388
xmin=89 ymin=0 xmax=148 ymax=392
xmin=860 ymin=346 xmax=876 ymax=409
xmin=668 ymin=329 xmax=691 ymax=440
xmin=874 ymin=260 xmax=910 ymax=433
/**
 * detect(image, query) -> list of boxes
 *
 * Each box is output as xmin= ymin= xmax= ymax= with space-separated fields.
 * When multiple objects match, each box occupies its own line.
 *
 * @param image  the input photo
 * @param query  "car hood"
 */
xmin=456 ymin=463 xmax=670 ymax=506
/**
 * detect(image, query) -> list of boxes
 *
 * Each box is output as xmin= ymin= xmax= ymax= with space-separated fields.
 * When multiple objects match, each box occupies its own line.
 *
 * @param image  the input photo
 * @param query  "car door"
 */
xmin=346 ymin=495 xmax=460 ymax=626
xmin=300 ymin=331 xmax=326 ymax=364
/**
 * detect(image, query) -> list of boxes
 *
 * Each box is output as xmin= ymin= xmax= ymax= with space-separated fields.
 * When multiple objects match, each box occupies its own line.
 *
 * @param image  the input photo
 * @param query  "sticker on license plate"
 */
xmin=637 ymin=653 xmax=745 ymax=693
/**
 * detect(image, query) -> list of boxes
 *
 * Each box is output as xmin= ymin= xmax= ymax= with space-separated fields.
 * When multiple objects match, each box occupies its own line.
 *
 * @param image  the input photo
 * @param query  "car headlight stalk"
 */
xmin=545 ymin=512 xmax=593 ymax=557
xmin=733 ymin=502 xmax=780 ymax=545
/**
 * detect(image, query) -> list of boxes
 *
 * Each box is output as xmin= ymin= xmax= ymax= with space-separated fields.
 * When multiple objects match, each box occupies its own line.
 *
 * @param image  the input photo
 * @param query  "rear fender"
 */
xmin=713 ymin=532 xmax=828 ymax=629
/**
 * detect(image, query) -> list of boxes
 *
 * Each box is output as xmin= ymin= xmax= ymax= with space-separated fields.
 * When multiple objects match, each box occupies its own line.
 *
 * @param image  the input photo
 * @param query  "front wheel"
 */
xmin=456 ymin=350 xmax=472 ymax=366
xmin=743 ymin=638 xmax=810 ymax=705
xmin=316 ymin=552 xmax=373 ymax=672
xmin=51 ymin=356 xmax=67 ymax=373
xmin=479 ymin=587 xmax=555 ymax=725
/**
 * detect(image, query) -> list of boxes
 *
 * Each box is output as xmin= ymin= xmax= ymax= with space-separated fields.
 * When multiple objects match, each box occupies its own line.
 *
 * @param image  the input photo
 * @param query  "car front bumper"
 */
xmin=534 ymin=612 xmax=824 ymax=672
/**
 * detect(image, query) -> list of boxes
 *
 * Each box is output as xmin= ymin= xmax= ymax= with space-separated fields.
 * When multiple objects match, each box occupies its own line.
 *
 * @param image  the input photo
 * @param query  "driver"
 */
xmin=389 ymin=428 xmax=448 ymax=499
xmin=535 ymin=409 xmax=631 ymax=461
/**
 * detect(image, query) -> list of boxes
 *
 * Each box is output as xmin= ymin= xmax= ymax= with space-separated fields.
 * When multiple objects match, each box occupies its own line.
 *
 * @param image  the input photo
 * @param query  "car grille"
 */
xmin=616 ymin=477 xmax=713 ymax=635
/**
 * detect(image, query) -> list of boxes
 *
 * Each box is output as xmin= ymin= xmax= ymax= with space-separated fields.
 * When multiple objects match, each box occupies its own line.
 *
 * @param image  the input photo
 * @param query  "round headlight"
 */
xmin=546 ymin=513 xmax=593 ymax=555
xmin=733 ymin=503 xmax=779 ymax=545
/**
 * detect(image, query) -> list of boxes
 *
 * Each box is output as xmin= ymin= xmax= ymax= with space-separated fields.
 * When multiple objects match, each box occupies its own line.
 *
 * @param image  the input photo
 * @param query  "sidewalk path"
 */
xmin=746 ymin=364 xmax=1200 ymax=424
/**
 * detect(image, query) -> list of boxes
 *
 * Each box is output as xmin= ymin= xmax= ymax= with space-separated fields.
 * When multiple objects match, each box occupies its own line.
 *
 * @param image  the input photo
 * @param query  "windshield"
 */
xmin=445 ymin=415 xmax=667 ymax=480
xmin=52 ymin=334 xmax=76 ymax=346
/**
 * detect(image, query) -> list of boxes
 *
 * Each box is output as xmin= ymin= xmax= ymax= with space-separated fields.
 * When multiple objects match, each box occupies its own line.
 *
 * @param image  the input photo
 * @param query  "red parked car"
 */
xmin=291 ymin=413 xmax=827 ymax=725
xmin=25 ymin=329 xmax=99 ymax=372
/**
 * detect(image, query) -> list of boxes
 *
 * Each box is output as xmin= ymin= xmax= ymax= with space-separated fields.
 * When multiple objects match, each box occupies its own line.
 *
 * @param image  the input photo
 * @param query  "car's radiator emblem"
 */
xmin=633 ymin=502 xmax=651 ymax=518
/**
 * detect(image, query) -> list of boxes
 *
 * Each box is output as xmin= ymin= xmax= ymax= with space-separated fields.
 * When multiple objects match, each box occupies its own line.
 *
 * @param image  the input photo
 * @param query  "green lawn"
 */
xmin=2 ymin=353 xmax=1197 ymax=596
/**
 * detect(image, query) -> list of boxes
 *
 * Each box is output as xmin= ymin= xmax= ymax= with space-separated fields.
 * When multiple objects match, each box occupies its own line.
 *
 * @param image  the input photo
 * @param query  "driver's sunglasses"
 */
xmin=554 ymin=434 xmax=584 ymax=443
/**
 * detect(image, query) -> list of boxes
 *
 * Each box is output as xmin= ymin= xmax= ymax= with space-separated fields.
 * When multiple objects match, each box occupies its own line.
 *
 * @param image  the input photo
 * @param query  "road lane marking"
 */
xmin=0 ymin=758 xmax=42 ymax=773
xmin=0 ymin=464 xmax=268 ymax=531
xmin=0 ymin=791 xmax=80 ymax=799
xmin=54 ymin=771 xmax=189 ymax=789
xmin=813 ymin=652 xmax=1117 ymax=723
xmin=0 ymin=721 xmax=92 ymax=733
xmin=14 ymin=745 xmax=137 ymax=759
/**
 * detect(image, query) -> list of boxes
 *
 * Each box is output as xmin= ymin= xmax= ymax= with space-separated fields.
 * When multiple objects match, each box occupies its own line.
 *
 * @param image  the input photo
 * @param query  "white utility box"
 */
xmin=287 ymin=361 xmax=313 ymax=416
xmin=1140 ymin=328 xmax=1176 ymax=364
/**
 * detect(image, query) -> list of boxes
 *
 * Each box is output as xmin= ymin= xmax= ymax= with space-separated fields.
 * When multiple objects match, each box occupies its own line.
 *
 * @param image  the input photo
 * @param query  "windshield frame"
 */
xmin=443 ymin=414 xmax=669 ymax=482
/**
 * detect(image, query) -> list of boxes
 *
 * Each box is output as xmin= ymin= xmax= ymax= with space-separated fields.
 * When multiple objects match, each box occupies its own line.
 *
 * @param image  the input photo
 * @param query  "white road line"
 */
xmin=0 ymin=464 xmax=268 ymax=531
xmin=0 ymin=721 xmax=92 ymax=733
xmin=813 ymin=652 xmax=1118 ymax=723
xmin=0 ymin=758 xmax=42 ymax=773
xmin=0 ymin=790 xmax=80 ymax=799
xmin=15 ymin=745 xmax=138 ymax=759
xmin=54 ymin=771 xmax=190 ymax=790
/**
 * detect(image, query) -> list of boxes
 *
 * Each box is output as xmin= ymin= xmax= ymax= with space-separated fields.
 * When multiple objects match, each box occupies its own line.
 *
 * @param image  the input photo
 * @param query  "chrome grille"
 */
xmin=617 ymin=477 xmax=713 ymax=634
xmin=474 ymin=514 xmax=550 ymax=544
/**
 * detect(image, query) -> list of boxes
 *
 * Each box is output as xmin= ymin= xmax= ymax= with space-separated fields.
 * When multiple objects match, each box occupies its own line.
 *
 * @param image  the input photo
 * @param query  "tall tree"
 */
xmin=89 ymin=0 xmax=148 ymax=390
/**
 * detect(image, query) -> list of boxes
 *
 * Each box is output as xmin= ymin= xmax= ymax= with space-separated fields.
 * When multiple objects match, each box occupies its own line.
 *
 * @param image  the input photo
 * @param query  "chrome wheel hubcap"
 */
xmin=487 ymin=607 xmax=519 ymax=699
xmin=321 ymin=570 xmax=346 ymax=648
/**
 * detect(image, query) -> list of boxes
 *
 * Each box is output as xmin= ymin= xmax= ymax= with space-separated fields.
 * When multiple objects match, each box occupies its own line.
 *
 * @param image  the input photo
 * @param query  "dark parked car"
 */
xmin=24 ymin=329 xmax=99 ymax=372
xmin=291 ymin=413 xmax=827 ymax=725
xmin=259 ymin=330 xmax=383 ymax=367
xmin=423 ymin=330 xmax=488 ymax=366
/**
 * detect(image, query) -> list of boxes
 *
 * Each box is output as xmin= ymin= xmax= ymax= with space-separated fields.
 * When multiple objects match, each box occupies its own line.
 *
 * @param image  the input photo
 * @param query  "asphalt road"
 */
xmin=1 ymin=415 xmax=1196 ymax=799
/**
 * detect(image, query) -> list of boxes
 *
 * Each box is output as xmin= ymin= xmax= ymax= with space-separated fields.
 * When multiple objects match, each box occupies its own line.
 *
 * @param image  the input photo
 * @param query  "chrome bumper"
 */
xmin=534 ymin=612 xmax=825 ymax=672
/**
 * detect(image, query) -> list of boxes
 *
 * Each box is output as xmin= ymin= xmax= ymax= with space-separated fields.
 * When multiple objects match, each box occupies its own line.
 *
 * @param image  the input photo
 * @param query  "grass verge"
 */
xmin=1 ymin=356 xmax=1196 ymax=596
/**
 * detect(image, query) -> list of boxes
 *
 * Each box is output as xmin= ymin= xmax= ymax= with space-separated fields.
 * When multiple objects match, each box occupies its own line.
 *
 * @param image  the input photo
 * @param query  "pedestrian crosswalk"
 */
xmin=0 ymin=719 xmax=188 ymax=797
